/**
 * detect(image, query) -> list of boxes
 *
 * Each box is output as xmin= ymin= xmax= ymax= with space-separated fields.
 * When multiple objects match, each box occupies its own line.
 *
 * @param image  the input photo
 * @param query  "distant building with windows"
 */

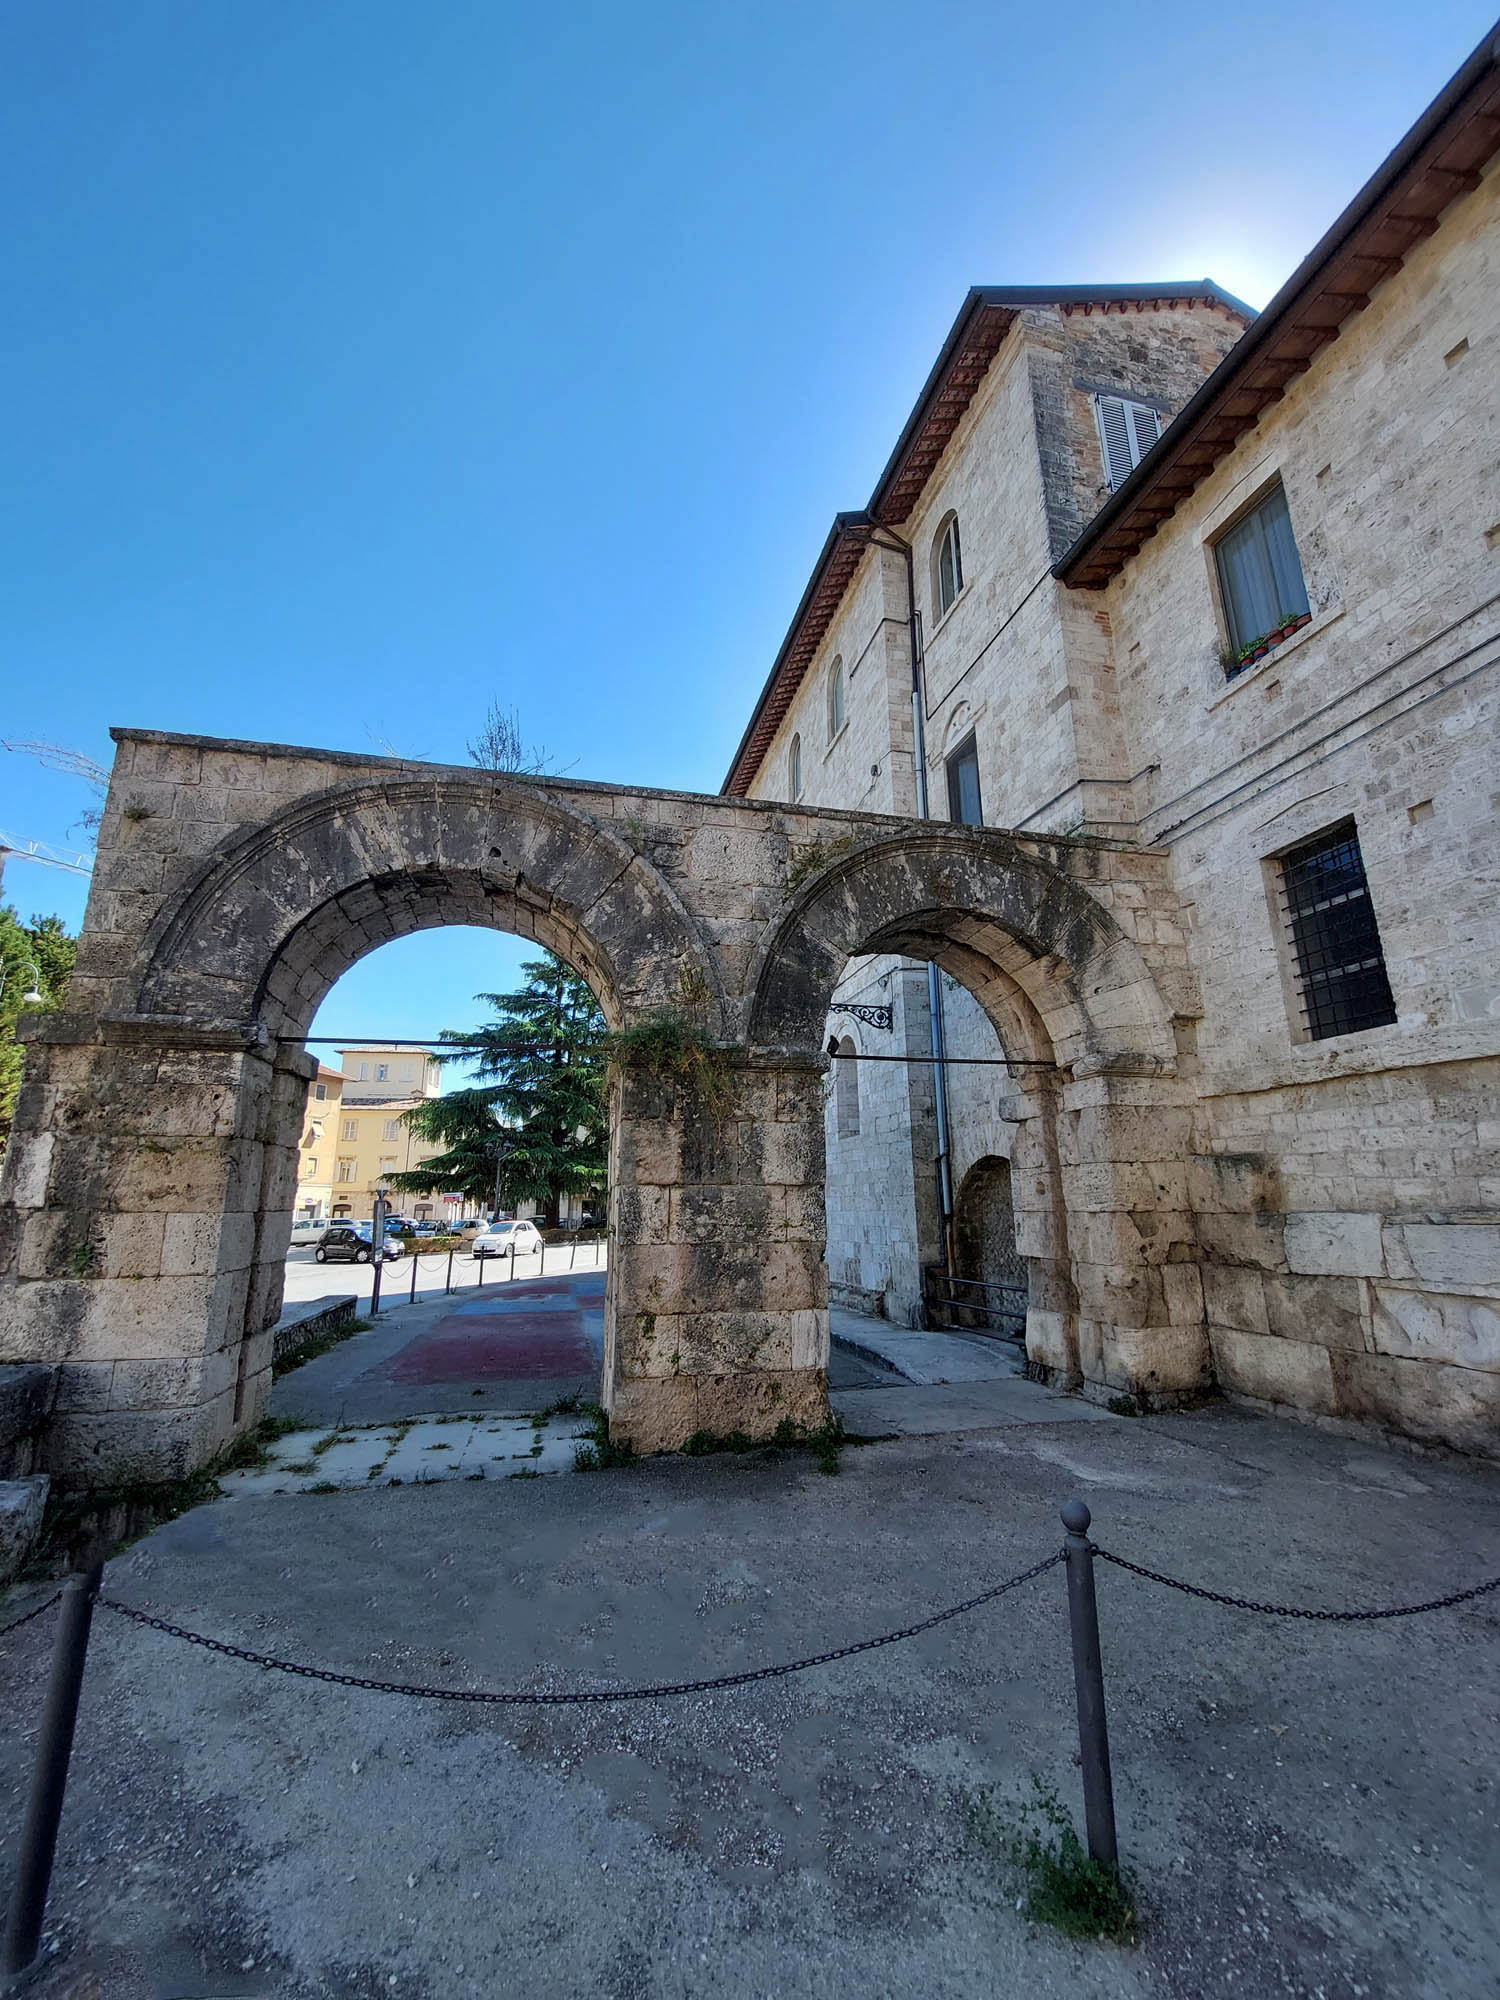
xmin=723 ymin=30 xmax=1500 ymax=1452
xmin=294 ymin=1046 xmax=446 ymax=1223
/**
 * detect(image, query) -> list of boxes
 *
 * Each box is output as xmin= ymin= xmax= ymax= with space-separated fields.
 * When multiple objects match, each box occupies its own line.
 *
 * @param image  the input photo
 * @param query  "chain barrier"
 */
xmin=1094 ymin=1545 xmax=1500 ymax=1621
xmin=0 ymin=1592 xmax=62 ymax=1640
xmin=97 ymin=1550 xmax=1065 ymax=1705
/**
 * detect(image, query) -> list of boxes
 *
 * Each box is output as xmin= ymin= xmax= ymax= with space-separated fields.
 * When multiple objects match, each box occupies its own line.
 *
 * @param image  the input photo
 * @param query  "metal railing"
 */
xmin=922 ymin=1265 xmax=1026 ymax=1342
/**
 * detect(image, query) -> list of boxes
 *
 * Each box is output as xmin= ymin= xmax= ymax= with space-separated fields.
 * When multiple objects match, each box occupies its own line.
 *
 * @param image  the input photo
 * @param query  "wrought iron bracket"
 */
xmin=831 ymin=1003 xmax=893 ymax=1032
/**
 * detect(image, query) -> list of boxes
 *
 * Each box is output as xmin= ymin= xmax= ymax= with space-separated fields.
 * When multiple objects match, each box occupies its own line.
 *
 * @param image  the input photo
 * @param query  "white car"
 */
xmin=289 ymin=1217 xmax=330 ymax=1246
xmin=471 ymin=1221 xmax=544 ymax=1260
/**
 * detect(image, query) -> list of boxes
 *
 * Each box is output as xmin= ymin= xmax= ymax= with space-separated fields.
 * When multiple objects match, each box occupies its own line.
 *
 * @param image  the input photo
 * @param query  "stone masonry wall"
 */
xmin=1099 ymin=162 xmax=1500 ymax=1451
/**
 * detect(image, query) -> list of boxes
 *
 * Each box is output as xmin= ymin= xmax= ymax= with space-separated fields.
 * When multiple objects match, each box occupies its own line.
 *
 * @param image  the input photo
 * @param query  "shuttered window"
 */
xmin=1095 ymin=395 xmax=1161 ymax=490
xmin=936 ymin=516 xmax=963 ymax=616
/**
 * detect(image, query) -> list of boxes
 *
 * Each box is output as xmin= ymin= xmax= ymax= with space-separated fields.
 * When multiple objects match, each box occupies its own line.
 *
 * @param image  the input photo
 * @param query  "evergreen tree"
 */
xmin=0 ymin=910 xmax=77 ymax=1143
xmin=389 ymin=952 xmax=608 ymax=1223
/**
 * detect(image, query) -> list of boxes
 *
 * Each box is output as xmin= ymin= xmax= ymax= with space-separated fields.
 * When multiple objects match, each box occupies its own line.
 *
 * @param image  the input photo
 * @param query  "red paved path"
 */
xmin=384 ymin=1271 xmax=605 ymax=1385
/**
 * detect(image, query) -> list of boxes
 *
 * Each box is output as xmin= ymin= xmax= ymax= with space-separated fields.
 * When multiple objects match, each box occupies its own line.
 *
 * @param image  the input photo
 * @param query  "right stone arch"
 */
xmin=749 ymin=828 xmax=1208 ymax=1400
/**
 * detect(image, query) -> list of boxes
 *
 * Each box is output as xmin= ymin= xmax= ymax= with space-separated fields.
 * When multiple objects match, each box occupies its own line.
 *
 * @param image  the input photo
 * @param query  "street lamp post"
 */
xmin=0 ymin=960 xmax=45 ymax=1007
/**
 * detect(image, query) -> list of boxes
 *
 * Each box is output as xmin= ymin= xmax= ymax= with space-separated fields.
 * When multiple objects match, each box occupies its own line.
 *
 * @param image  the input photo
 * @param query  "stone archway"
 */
xmin=0 ymin=729 xmax=1209 ymax=1485
xmin=747 ymin=827 xmax=1207 ymax=1395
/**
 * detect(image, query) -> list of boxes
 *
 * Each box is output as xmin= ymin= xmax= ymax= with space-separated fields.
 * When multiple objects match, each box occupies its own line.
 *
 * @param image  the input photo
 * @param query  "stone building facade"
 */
xmin=725 ymin=28 xmax=1500 ymax=1453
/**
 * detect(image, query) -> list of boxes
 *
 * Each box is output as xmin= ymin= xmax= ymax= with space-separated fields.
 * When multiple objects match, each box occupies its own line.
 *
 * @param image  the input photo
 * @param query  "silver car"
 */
xmin=471 ymin=1221 xmax=543 ymax=1260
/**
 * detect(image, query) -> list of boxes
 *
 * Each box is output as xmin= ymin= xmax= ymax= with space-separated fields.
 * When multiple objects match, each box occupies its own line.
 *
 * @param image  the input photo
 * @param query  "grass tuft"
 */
xmin=969 ymin=1776 xmax=1136 ymax=1943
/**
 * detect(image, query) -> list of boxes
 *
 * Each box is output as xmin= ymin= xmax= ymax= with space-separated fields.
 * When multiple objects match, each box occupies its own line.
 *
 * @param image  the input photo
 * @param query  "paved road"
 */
xmin=4 ymin=1406 xmax=1497 ymax=1998
xmin=278 ymin=1236 xmax=606 ymax=1311
xmin=274 ymin=1272 xmax=892 ymax=1425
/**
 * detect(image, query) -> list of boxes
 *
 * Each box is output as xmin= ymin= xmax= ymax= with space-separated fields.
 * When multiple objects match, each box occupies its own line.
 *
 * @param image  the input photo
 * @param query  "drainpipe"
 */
xmin=839 ymin=520 xmax=957 ymax=1285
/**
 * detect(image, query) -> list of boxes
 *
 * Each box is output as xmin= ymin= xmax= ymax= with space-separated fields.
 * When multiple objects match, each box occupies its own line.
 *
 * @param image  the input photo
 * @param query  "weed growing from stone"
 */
xmin=969 ymin=1777 xmax=1135 ymax=1944
xmin=273 ymin=1315 xmax=372 ymax=1379
xmin=572 ymin=1403 xmax=637 ymax=1471
xmin=604 ymin=1011 xmax=733 ymax=1118
xmin=681 ymin=1413 xmax=848 ymax=1475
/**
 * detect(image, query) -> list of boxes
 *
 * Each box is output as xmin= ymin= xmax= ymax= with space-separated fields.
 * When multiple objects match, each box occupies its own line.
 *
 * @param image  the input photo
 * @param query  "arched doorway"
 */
xmin=747 ymin=826 xmax=1205 ymax=1398
xmin=949 ymin=1155 xmax=1026 ymax=1342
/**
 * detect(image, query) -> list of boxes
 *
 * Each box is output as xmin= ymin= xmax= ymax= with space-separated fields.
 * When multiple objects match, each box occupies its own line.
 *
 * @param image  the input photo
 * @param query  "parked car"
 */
xmin=289 ymin=1217 xmax=328 ymax=1246
xmin=314 ymin=1225 xmax=403 ymax=1264
xmin=382 ymin=1217 xmax=417 ymax=1239
xmin=471 ymin=1220 xmax=544 ymax=1260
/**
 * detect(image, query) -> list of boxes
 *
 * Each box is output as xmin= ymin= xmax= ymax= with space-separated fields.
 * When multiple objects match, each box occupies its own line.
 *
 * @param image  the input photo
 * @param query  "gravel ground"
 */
xmin=2 ymin=1403 xmax=1497 ymax=1999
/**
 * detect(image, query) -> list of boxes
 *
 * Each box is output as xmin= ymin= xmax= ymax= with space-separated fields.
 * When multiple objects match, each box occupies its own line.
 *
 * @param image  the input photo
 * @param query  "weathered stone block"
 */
xmin=1369 ymin=1285 xmax=1500 ymax=1372
xmin=1209 ymin=1327 xmax=1336 ymax=1412
xmin=0 ymin=1476 xmax=50 ymax=1582
xmin=1284 ymin=1212 xmax=1385 ymax=1278
xmin=1328 ymin=1349 xmax=1500 ymax=1458
xmin=1202 ymin=1263 xmax=1270 ymax=1334
xmin=1263 ymin=1273 xmax=1366 ymax=1351
xmin=1390 ymin=1222 xmax=1500 ymax=1298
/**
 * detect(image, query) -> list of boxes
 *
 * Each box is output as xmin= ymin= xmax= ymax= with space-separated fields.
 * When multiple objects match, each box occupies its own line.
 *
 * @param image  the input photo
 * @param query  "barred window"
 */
xmin=1279 ymin=822 xmax=1396 ymax=1040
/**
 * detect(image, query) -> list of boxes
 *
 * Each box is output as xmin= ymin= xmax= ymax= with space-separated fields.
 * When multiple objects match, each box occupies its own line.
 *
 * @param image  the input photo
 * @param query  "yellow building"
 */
xmin=294 ymin=1063 xmax=344 ymax=1222
xmin=327 ymin=1045 xmax=449 ymax=1222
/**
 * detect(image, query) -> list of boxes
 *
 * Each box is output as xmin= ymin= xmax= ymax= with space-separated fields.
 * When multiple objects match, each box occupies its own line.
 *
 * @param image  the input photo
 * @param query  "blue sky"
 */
xmin=4 ymin=0 xmax=1493 ymax=1056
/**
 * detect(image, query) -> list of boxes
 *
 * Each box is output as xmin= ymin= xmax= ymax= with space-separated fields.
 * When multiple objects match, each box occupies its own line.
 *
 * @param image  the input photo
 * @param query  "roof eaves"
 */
xmin=1054 ymin=22 xmax=1500 ymax=588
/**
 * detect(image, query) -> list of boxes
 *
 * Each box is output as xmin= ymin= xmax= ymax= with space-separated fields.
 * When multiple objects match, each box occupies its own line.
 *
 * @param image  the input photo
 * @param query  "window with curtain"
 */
xmin=1279 ymin=821 xmax=1396 ymax=1041
xmin=827 ymin=658 xmax=845 ymax=742
xmin=946 ymin=733 xmax=983 ymax=826
xmin=1095 ymin=395 xmax=1161 ymax=489
xmin=834 ymin=1037 xmax=860 ymax=1138
xmin=1215 ymin=484 xmax=1311 ymax=668
xmin=935 ymin=516 xmax=963 ymax=617
xmin=789 ymin=733 xmax=802 ymax=801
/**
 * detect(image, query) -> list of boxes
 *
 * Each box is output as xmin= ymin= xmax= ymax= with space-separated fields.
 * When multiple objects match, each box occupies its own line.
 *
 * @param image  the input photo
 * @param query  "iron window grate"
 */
xmin=1279 ymin=822 xmax=1396 ymax=1040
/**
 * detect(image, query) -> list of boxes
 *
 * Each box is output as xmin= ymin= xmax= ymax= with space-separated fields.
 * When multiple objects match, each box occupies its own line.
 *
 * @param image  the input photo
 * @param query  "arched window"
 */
xmin=789 ymin=733 xmax=802 ymax=801
xmin=834 ymin=1036 xmax=860 ymax=1139
xmin=827 ymin=657 xmax=845 ymax=742
xmin=934 ymin=514 xmax=963 ymax=618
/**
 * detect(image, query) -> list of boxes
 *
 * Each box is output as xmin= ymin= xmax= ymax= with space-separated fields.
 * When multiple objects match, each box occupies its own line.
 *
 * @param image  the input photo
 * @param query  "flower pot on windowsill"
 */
xmin=1252 ymin=646 xmax=1269 ymax=662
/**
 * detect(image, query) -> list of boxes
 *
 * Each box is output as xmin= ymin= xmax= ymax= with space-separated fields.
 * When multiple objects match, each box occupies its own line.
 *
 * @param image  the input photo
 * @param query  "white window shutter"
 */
xmin=1128 ymin=402 xmax=1160 ymax=461
xmin=1096 ymin=396 xmax=1134 ymax=488
xmin=1096 ymin=395 xmax=1162 ymax=489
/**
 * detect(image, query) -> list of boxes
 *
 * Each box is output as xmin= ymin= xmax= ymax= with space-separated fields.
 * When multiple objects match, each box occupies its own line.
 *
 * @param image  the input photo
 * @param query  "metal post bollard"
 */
xmin=409 ymin=1252 xmax=418 ymax=1304
xmin=1061 ymin=1499 xmax=1119 ymax=1870
xmin=478 ymin=1253 xmax=485 ymax=1289
xmin=3 ymin=1563 xmax=104 ymax=1975
xmin=369 ymin=1255 xmax=382 ymax=1317
xmin=446 ymin=1245 xmax=454 ymax=1296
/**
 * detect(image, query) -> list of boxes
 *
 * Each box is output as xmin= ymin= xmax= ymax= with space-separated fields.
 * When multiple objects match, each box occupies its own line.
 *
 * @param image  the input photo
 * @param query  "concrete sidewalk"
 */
xmin=3 ymin=1404 xmax=1498 ymax=1999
